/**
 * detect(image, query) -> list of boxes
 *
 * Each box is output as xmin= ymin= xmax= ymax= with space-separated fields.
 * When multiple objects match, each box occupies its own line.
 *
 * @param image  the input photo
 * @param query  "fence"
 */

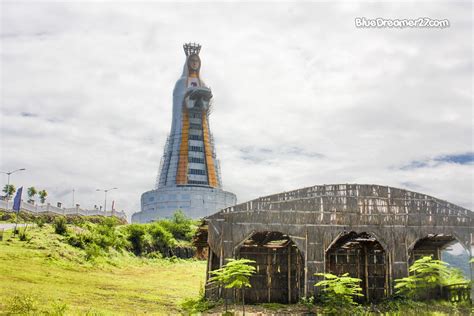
xmin=442 ymin=283 xmax=471 ymax=303
xmin=0 ymin=199 xmax=127 ymax=221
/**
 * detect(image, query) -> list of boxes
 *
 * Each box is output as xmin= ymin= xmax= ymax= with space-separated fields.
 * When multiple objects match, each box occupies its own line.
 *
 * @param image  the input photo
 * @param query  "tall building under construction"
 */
xmin=132 ymin=43 xmax=236 ymax=222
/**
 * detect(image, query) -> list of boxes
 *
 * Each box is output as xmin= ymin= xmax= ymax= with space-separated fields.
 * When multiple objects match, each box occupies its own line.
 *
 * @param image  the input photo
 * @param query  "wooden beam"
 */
xmin=288 ymin=245 xmax=291 ymax=303
xmin=304 ymin=229 xmax=308 ymax=298
xmin=364 ymin=244 xmax=370 ymax=302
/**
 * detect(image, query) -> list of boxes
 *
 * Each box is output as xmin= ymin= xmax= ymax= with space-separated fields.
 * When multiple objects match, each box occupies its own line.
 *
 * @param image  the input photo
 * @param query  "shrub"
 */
xmin=314 ymin=272 xmax=363 ymax=313
xmin=395 ymin=256 xmax=469 ymax=300
xmin=53 ymin=216 xmax=68 ymax=235
xmin=67 ymin=220 xmax=126 ymax=256
xmin=48 ymin=302 xmax=68 ymax=315
xmin=85 ymin=244 xmax=103 ymax=261
xmin=93 ymin=220 xmax=122 ymax=250
xmin=180 ymin=285 xmax=216 ymax=314
xmin=67 ymin=232 xmax=92 ymax=249
xmin=126 ymin=224 xmax=148 ymax=255
xmin=6 ymin=294 xmax=39 ymax=314
xmin=299 ymin=296 xmax=315 ymax=312
xmin=0 ymin=211 xmax=14 ymax=222
xmin=145 ymin=251 xmax=163 ymax=259
xmin=19 ymin=231 xmax=29 ymax=241
xmin=35 ymin=217 xmax=45 ymax=228
xmin=156 ymin=210 xmax=195 ymax=241
xmin=148 ymin=223 xmax=176 ymax=252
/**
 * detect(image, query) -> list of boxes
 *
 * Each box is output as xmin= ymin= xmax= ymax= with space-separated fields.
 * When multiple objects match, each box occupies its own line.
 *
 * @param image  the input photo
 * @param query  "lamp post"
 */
xmin=96 ymin=187 xmax=118 ymax=212
xmin=1 ymin=168 xmax=26 ymax=210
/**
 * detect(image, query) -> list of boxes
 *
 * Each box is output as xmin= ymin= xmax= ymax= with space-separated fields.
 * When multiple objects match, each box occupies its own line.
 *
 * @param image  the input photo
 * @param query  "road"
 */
xmin=0 ymin=223 xmax=30 ymax=230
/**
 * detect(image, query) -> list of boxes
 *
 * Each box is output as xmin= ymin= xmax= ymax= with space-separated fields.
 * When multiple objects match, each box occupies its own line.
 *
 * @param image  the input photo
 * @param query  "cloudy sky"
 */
xmin=1 ymin=1 xmax=472 ymax=218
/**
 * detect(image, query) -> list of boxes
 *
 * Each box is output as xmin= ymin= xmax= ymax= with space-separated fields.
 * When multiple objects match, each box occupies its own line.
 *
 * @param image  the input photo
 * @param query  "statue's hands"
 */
xmin=185 ymin=87 xmax=213 ymax=109
xmin=185 ymin=87 xmax=212 ymax=101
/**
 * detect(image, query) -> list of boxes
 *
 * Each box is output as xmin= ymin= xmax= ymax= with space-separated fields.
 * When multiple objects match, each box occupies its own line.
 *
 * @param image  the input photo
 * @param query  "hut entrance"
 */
xmin=237 ymin=231 xmax=304 ymax=304
xmin=408 ymin=234 xmax=467 ymax=301
xmin=409 ymin=234 xmax=457 ymax=264
xmin=326 ymin=232 xmax=388 ymax=302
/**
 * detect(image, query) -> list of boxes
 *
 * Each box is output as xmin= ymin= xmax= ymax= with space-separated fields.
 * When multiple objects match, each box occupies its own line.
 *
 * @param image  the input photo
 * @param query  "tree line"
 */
xmin=2 ymin=185 xmax=47 ymax=204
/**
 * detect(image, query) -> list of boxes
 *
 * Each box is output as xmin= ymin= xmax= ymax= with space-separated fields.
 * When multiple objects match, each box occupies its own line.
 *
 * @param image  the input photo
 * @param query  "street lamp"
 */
xmin=1 ymin=168 xmax=26 ymax=210
xmin=96 ymin=187 xmax=118 ymax=212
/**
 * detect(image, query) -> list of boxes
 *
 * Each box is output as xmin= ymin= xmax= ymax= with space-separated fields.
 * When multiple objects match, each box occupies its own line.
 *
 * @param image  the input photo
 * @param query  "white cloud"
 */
xmin=1 ymin=1 xmax=472 ymax=217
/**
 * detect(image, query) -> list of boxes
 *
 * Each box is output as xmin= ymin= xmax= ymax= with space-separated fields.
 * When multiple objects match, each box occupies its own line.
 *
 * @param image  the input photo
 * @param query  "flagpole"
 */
xmin=13 ymin=187 xmax=23 ymax=235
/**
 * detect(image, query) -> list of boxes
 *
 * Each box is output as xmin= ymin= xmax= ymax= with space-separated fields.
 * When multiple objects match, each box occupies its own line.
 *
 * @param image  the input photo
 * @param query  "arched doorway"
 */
xmin=408 ymin=234 xmax=470 ymax=301
xmin=325 ymin=232 xmax=388 ymax=302
xmin=237 ymin=231 xmax=304 ymax=304
xmin=409 ymin=234 xmax=458 ymax=264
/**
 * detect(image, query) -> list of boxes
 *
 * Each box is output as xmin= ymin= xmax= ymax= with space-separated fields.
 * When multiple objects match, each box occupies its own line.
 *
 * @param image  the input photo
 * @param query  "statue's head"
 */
xmin=183 ymin=43 xmax=202 ymax=75
xmin=187 ymin=54 xmax=201 ymax=73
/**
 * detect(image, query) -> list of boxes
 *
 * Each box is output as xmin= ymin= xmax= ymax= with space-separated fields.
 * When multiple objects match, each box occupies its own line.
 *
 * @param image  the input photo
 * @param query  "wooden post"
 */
xmin=219 ymin=238 xmax=224 ymax=301
xmin=267 ymin=250 xmax=271 ymax=302
xmin=386 ymin=252 xmax=391 ymax=296
xmin=304 ymin=229 xmax=308 ymax=298
xmin=288 ymin=245 xmax=291 ymax=303
xmin=206 ymin=249 xmax=212 ymax=282
xmin=364 ymin=244 xmax=370 ymax=302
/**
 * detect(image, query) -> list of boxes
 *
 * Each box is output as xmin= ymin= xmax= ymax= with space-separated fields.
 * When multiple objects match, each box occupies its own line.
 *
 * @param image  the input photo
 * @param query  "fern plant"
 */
xmin=314 ymin=272 xmax=363 ymax=313
xmin=209 ymin=258 xmax=256 ymax=315
xmin=394 ymin=256 xmax=468 ymax=300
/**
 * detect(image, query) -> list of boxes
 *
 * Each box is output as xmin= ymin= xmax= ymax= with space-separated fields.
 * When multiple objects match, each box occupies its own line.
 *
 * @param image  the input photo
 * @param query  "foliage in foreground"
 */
xmin=0 ymin=227 xmax=206 ymax=314
xmin=4 ymin=210 xmax=198 ymax=260
xmin=209 ymin=258 xmax=256 ymax=290
xmin=4 ymin=293 xmax=68 ymax=315
xmin=209 ymin=258 xmax=256 ymax=314
xmin=314 ymin=272 xmax=363 ymax=313
xmin=0 ymin=209 xmax=126 ymax=225
xmin=395 ymin=256 xmax=470 ymax=300
xmin=53 ymin=216 xmax=68 ymax=235
xmin=180 ymin=285 xmax=217 ymax=314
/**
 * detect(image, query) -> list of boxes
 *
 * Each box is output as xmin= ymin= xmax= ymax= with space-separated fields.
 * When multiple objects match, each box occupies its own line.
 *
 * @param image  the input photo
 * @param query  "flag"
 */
xmin=111 ymin=200 xmax=115 ymax=211
xmin=13 ymin=187 xmax=23 ymax=211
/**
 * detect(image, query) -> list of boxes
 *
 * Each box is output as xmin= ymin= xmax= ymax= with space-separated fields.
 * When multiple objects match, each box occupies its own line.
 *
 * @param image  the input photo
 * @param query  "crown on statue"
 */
xmin=183 ymin=43 xmax=201 ymax=56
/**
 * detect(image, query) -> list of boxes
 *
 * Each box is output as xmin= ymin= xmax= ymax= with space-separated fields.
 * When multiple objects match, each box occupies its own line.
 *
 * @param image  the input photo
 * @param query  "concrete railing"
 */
xmin=0 ymin=199 xmax=127 ymax=221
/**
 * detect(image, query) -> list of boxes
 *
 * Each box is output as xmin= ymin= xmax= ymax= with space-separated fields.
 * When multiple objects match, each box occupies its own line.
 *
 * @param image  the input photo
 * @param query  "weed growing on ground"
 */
xmin=53 ymin=216 xmax=68 ymax=235
xmin=5 ymin=294 xmax=39 ymax=314
xmin=180 ymin=285 xmax=217 ymax=314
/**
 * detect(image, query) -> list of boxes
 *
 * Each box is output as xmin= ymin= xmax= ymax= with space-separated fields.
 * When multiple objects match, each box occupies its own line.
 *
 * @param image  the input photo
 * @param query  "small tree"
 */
xmin=314 ymin=272 xmax=363 ymax=313
xmin=27 ymin=187 xmax=37 ymax=204
xmin=53 ymin=216 xmax=68 ymax=235
xmin=2 ymin=184 xmax=15 ymax=200
xmin=209 ymin=258 xmax=256 ymax=315
xmin=38 ymin=190 xmax=48 ymax=204
xmin=394 ymin=256 xmax=459 ymax=300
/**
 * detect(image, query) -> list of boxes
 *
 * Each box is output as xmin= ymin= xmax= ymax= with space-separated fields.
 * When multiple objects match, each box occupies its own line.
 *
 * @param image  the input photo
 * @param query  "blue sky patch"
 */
xmin=401 ymin=152 xmax=474 ymax=170
xmin=434 ymin=152 xmax=474 ymax=165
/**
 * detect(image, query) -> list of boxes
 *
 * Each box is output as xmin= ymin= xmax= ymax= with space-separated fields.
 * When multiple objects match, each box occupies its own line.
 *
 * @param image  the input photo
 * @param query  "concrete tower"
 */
xmin=132 ymin=43 xmax=236 ymax=222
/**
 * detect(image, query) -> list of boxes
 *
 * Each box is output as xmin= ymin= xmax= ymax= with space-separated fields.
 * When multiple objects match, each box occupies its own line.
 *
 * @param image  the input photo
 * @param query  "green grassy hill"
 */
xmin=0 ymin=224 xmax=206 ymax=315
xmin=1 ymin=212 xmax=471 ymax=315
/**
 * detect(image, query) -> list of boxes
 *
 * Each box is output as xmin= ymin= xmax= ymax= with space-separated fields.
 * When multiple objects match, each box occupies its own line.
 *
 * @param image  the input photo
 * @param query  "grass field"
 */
xmin=0 ymin=223 xmax=471 ymax=315
xmin=0 ymin=226 xmax=206 ymax=315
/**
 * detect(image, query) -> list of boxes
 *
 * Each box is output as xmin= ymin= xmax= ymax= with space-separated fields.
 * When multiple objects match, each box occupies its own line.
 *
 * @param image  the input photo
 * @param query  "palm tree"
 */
xmin=38 ymin=190 xmax=48 ymax=204
xmin=2 ymin=184 xmax=15 ymax=201
xmin=27 ymin=187 xmax=37 ymax=204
